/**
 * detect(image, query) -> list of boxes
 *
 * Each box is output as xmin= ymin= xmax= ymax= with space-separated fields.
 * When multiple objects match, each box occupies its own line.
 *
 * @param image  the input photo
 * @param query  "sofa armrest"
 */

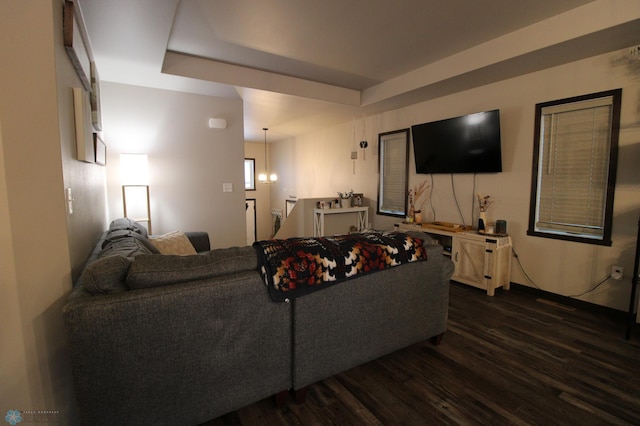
xmin=185 ymin=231 xmax=210 ymax=253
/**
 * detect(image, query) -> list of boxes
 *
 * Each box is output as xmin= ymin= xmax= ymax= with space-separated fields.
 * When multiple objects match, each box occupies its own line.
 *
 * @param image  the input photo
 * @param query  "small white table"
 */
xmin=314 ymin=207 xmax=369 ymax=237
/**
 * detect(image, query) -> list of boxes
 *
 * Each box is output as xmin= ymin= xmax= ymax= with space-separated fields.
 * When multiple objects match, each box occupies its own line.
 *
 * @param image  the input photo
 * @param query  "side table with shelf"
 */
xmin=314 ymin=207 xmax=369 ymax=237
xmin=396 ymin=222 xmax=512 ymax=296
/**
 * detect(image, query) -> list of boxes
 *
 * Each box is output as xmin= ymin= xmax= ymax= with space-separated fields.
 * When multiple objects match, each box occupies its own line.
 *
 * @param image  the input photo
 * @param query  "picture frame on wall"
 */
xmin=90 ymin=62 xmax=102 ymax=131
xmin=73 ymin=87 xmax=94 ymax=163
xmin=94 ymin=133 xmax=106 ymax=166
xmin=63 ymin=1 xmax=91 ymax=91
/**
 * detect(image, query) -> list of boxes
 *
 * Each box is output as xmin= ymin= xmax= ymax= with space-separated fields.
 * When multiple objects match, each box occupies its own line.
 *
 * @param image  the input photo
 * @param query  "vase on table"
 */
xmin=478 ymin=211 xmax=487 ymax=231
xmin=415 ymin=211 xmax=423 ymax=224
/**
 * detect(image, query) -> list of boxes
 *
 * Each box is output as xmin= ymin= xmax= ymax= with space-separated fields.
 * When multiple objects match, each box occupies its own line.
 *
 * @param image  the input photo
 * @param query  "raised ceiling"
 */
xmin=77 ymin=0 xmax=640 ymax=141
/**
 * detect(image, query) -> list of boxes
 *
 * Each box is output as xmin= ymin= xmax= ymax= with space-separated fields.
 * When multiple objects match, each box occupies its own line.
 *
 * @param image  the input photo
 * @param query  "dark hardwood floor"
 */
xmin=204 ymin=283 xmax=640 ymax=425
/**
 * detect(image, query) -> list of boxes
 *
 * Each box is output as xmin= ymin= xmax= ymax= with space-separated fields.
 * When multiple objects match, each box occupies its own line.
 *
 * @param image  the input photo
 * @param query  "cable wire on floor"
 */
xmin=512 ymin=248 xmax=542 ymax=290
xmin=567 ymin=274 xmax=612 ymax=297
xmin=513 ymin=247 xmax=613 ymax=297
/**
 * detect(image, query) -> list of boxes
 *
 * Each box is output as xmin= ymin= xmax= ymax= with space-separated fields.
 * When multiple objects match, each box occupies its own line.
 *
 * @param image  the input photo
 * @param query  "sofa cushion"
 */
xmin=100 ymin=229 xmax=159 ymax=258
xmin=127 ymin=246 xmax=257 ymax=289
xmin=82 ymin=255 xmax=132 ymax=295
xmin=184 ymin=231 xmax=211 ymax=253
xmin=109 ymin=217 xmax=149 ymax=237
xmin=149 ymin=231 xmax=197 ymax=255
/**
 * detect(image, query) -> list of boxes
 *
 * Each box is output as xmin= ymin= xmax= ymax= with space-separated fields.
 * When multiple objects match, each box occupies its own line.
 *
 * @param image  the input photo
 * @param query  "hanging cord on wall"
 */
xmin=360 ymin=115 xmax=367 ymax=160
xmin=351 ymin=118 xmax=357 ymax=174
xmin=472 ymin=173 xmax=477 ymax=226
xmin=429 ymin=174 xmax=436 ymax=221
xmin=450 ymin=174 xmax=466 ymax=226
xmin=512 ymin=247 xmax=612 ymax=297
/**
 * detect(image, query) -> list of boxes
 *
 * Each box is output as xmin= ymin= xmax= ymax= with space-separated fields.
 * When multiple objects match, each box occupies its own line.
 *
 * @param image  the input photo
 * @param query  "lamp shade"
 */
xmin=120 ymin=154 xmax=149 ymax=185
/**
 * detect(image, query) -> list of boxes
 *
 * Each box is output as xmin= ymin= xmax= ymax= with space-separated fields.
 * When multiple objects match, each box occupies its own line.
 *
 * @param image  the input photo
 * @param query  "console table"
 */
xmin=396 ymin=222 xmax=512 ymax=296
xmin=314 ymin=207 xmax=369 ymax=237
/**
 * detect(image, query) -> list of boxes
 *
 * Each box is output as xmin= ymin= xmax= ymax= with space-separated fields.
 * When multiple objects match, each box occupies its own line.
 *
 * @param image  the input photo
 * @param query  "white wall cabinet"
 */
xmin=396 ymin=223 xmax=512 ymax=296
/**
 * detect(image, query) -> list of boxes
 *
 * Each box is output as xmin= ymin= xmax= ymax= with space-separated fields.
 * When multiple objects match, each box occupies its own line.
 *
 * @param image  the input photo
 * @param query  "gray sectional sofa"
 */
xmin=63 ymin=219 xmax=454 ymax=425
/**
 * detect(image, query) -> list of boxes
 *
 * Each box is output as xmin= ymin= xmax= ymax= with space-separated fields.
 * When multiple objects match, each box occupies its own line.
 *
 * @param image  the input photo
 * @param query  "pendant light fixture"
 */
xmin=258 ymin=127 xmax=277 ymax=183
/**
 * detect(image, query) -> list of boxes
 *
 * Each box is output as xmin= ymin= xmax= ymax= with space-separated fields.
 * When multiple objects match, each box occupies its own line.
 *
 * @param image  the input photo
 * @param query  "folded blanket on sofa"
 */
xmin=253 ymin=232 xmax=427 ymax=302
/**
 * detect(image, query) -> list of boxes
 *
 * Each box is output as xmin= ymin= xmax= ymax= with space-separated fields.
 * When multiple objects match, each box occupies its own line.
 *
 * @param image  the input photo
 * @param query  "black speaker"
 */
xmin=496 ymin=220 xmax=507 ymax=235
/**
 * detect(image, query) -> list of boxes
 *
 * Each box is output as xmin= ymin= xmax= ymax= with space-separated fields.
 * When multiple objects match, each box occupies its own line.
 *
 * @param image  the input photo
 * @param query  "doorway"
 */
xmin=246 ymin=198 xmax=257 ymax=245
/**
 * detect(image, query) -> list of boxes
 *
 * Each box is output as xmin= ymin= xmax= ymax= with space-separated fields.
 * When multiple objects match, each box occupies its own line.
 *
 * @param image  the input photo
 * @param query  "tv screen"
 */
xmin=411 ymin=109 xmax=502 ymax=174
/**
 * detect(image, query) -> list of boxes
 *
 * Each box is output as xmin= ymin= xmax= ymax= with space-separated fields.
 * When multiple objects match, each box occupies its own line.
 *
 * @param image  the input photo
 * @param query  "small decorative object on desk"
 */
xmin=478 ymin=211 xmax=487 ymax=231
xmin=408 ymin=180 xmax=430 ymax=223
xmin=476 ymin=194 xmax=492 ymax=231
xmin=414 ymin=210 xmax=423 ymax=224
xmin=496 ymin=220 xmax=507 ymax=235
xmin=351 ymin=193 xmax=363 ymax=207
xmin=338 ymin=190 xmax=354 ymax=208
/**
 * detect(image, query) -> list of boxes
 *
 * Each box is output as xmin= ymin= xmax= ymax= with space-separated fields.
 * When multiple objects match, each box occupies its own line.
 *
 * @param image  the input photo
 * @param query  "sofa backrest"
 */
xmin=74 ymin=219 xmax=218 ymax=297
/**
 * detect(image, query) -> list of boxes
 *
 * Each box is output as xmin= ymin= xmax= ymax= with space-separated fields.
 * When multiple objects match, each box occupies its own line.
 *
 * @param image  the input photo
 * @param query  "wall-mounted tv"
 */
xmin=411 ymin=109 xmax=502 ymax=174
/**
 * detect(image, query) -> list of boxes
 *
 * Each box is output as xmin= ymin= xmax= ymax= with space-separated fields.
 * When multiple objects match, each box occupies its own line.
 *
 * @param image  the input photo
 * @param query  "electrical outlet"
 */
xmin=611 ymin=265 xmax=623 ymax=280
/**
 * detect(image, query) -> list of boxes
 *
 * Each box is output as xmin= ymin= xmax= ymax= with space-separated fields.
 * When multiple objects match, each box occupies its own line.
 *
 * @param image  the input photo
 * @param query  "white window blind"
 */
xmin=534 ymin=96 xmax=614 ymax=239
xmin=378 ymin=131 xmax=408 ymax=216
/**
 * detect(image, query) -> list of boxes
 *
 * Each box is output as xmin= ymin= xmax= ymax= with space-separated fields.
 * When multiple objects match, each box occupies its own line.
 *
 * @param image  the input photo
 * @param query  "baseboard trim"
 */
xmin=507 ymin=282 xmax=627 ymax=320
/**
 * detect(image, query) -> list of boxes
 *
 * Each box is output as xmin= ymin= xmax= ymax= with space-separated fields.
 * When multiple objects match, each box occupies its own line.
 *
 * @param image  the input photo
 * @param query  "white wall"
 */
xmin=272 ymin=47 xmax=640 ymax=311
xmin=270 ymin=121 xmax=385 ymax=221
xmin=0 ymin=0 xmax=94 ymax=422
xmin=244 ymin=142 xmax=272 ymax=241
xmin=57 ymin=16 xmax=110 ymax=282
xmin=101 ymin=82 xmax=246 ymax=249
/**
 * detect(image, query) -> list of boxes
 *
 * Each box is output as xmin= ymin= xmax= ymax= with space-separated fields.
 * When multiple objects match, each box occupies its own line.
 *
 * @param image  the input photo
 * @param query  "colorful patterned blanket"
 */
xmin=253 ymin=232 xmax=427 ymax=302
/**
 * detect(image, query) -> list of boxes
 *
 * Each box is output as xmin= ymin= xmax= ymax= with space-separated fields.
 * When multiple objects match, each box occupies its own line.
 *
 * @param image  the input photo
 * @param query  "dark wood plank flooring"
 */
xmin=203 ymin=283 xmax=640 ymax=425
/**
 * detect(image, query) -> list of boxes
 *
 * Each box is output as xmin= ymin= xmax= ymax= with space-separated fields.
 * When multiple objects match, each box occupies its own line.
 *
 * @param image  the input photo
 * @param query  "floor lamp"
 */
xmin=121 ymin=154 xmax=152 ymax=234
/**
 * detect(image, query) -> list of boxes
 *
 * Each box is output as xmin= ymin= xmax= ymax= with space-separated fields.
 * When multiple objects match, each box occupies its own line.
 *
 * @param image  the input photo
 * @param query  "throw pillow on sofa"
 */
xmin=100 ymin=229 xmax=159 ymax=258
xmin=149 ymin=231 xmax=197 ymax=255
xmin=109 ymin=217 xmax=149 ymax=237
xmin=127 ymin=246 xmax=257 ymax=289
xmin=82 ymin=255 xmax=132 ymax=295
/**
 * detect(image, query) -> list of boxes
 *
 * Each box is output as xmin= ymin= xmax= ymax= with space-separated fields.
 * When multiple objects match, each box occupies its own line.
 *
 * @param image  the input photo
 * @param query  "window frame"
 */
xmin=377 ymin=128 xmax=410 ymax=217
xmin=527 ymin=89 xmax=622 ymax=246
xmin=244 ymin=158 xmax=256 ymax=191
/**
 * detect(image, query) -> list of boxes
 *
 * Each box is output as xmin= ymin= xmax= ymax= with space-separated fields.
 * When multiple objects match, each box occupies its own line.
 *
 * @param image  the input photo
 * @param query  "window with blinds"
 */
xmin=528 ymin=89 xmax=621 ymax=246
xmin=377 ymin=129 xmax=409 ymax=217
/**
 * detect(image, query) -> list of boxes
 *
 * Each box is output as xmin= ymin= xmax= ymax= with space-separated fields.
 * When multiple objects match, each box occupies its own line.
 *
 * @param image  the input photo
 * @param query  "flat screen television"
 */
xmin=411 ymin=109 xmax=502 ymax=174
